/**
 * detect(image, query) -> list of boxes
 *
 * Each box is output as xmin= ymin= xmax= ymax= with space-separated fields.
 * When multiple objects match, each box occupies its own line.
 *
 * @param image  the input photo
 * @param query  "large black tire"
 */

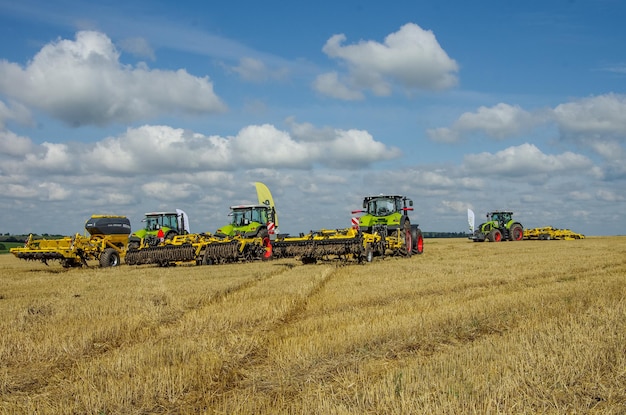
xmin=412 ymin=228 xmax=424 ymax=254
xmin=509 ymin=224 xmax=524 ymax=241
xmin=100 ymin=248 xmax=120 ymax=267
xmin=401 ymin=218 xmax=412 ymax=257
xmin=487 ymin=229 xmax=503 ymax=242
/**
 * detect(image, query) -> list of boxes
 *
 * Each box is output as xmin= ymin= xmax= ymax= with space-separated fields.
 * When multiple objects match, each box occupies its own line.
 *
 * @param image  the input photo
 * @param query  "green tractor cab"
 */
xmin=471 ymin=211 xmax=523 ymax=242
xmin=352 ymin=194 xmax=423 ymax=255
xmin=215 ymin=182 xmax=279 ymax=240
xmin=129 ymin=209 xmax=190 ymax=248
xmin=215 ymin=204 xmax=277 ymax=239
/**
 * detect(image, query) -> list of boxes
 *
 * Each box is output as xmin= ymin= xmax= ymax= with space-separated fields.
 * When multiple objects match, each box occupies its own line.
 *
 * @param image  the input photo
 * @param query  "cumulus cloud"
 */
xmin=552 ymin=93 xmax=626 ymax=137
xmin=0 ymin=31 xmax=226 ymax=126
xmin=315 ymin=23 xmax=458 ymax=99
xmin=117 ymin=36 xmax=156 ymax=60
xmin=463 ymin=143 xmax=593 ymax=177
xmin=5 ymin=122 xmax=400 ymax=176
xmin=0 ymin=129 xmax=33 ymax=156
xmin=428 ymin=103 xmax=538 ymax=143
xmin=312 ymin=72 xmax=364 ymax=100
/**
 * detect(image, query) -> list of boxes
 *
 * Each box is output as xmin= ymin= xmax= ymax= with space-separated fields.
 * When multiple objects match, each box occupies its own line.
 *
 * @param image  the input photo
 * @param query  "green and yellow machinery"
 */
xmin=10 ymin=215 xmax=131 ymax=267
xmin=523 ymin=226 xmax=585 ymax=240
xmin=215 ymin=182 xmax=279 ymax=240
xmin=123 ymin=189 xmax=425 ymax=267
xmin=271 ymin=194 xmax=424 ymax=264
xmin=128 ymin=209 xmax=190 ymax=249
xmin=124 ymin=183 xmax=275 ymax=266
xmin=470 ymin=211 xmax=524 ymax=242
xmin=352 ymin=194 xmax=424 ymax=256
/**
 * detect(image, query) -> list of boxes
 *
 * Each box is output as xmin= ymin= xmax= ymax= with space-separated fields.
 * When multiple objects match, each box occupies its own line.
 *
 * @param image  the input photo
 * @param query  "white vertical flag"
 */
xmin=467 ymin=209 xmax=475 ymax=233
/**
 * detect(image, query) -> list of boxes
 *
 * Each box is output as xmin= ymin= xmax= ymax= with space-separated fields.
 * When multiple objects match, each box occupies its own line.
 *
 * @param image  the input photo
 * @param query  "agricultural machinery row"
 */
xmin=11 ymin=183 xmax=424 ymax=268
xmin=467 ymin=209 xmax=585 ymax=242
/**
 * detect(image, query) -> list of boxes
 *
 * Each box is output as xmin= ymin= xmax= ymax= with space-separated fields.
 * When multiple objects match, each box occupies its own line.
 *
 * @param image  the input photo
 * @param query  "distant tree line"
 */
xmin=0 ymin=234 xmax=65 ymax=243
xmin=422 ymin=232 xmax=469 ymax=238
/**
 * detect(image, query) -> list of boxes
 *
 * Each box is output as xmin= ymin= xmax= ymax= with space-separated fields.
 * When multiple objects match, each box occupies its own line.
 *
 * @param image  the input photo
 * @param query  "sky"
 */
xmin=0 ymin=0 xmax=625 ymax=237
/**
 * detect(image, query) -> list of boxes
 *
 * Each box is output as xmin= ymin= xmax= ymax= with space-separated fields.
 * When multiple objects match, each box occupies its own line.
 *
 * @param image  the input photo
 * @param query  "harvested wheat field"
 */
xmin=1 ymin=237 xmax=625 ymax=414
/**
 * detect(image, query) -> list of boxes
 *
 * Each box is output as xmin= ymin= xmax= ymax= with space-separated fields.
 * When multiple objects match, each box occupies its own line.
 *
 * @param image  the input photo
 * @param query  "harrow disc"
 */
xmin=125 ymin=244 xmax=196 ymax=266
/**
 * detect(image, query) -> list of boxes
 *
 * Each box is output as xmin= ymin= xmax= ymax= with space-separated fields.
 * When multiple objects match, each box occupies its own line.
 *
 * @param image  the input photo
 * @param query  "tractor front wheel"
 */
xmin=488 ymin=229 xmax=503 ymax=242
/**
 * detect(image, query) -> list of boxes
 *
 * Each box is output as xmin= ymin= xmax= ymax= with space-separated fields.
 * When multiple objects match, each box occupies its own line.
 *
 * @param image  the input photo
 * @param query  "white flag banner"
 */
xmin=467 ymin=209 xmax=475 ymax=233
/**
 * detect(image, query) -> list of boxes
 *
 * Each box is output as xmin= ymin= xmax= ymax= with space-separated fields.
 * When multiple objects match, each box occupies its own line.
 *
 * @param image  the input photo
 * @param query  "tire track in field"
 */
xmin=196 ymin=263 xmax=339 ymax=409
xmin=1 ymin=262 xmax=296 ymax=399
xmin=199 ymin=261 xmax=620 ymax=413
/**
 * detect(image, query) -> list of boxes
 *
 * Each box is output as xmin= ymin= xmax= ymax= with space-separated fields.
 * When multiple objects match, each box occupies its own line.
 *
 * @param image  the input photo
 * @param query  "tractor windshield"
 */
xmin=162 ymin=214 xmax=178 ymax=229
xmin=144 ymin=217 xmax=161 ymax=231
xmin=367 ymin=198 xmax=398 ymax=216
xmin=144 ymin=214 xmax=178 ymax=231
xmin=231 ymin=207 xmax=268 ymax=226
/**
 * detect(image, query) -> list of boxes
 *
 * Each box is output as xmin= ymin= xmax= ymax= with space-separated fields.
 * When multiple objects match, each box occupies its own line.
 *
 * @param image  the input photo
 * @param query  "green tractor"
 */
xmin=471 ymin=211 xmax=523 ymax=242
xmin=352 ymin=194 xmax=424 ymax=255
xmin=128 ymin=209 xmax=190 ymax=249
xmin=214 ymin=204 xmax=277 ymax=239
xmin=215 ymin=182 xmax=279 ymax=240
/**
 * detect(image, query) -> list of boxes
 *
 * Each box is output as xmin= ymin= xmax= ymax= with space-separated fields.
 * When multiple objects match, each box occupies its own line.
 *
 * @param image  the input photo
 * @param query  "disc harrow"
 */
xmin=125 ymin=244 xmax=197 ymax=266
xmin=124 ymin=233 xmax=272 ymax=267
xmin=272 ymin=228 xmax=371 ymax=263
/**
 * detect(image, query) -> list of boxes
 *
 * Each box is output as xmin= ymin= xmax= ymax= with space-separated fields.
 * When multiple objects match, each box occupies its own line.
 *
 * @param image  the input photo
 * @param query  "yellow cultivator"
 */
xmin=523 ymin=226 xmax=585 ymax=240
xmin=124 ymin=232 xmax=272 ymax=267
xmin=10 ymin=215 xmax=131 ymax=267
xmin=272 ymin=226 xmax=416 ymax=264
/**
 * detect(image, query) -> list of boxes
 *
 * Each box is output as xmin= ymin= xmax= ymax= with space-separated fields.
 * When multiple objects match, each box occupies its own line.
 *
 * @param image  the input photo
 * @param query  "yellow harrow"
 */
xmin=124 ymin=232 xmax=272 ymax=267
xmin=523 ymin=226 xmax=585 ymax=240
xmin=10 ymin=215 xmax=130 ymax=267
xmin=272 ymin=227 xmax=414 ymax=264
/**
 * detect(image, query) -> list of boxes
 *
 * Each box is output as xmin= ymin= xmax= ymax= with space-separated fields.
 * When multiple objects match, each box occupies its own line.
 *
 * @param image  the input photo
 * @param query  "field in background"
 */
xmin=1 ymin=237 xmax=625 ymax=414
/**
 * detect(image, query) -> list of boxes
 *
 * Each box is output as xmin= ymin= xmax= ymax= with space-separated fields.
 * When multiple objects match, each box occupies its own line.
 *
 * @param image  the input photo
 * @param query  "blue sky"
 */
xmin=0 ymin=0 xmax=625 ymax=236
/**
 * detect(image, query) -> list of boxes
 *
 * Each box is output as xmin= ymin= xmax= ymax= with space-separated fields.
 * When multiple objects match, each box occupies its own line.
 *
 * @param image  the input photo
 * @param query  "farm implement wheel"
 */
xmin=403 ymin=228 xmax=413 ymax=256
xmin=99 ymin=248 xmax=120 ymax=267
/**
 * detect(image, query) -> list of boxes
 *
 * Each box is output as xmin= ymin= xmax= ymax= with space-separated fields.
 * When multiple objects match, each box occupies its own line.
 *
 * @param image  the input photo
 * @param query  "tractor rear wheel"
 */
xmin=488 ymin=229 xmax=503 ymax=242
xmin=412 ymin=228 xmax=424 ymax=254
xmin=402 ymin=220 xmax=412 ymax=256
xmin=509 ymin=224 xmax=523 ymax=241
xmin=100 ymin=248 xmax=120 ymax=267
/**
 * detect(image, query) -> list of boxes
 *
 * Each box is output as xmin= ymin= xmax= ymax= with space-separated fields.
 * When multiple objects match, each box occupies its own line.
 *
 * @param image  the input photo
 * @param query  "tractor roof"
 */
xmin=364 ymin=195 xmax=409 ymax=200
xmin=229 ymin=204 xmax=270 ymax=210
xmin=144 ymin=212 xmax=179 ymax=216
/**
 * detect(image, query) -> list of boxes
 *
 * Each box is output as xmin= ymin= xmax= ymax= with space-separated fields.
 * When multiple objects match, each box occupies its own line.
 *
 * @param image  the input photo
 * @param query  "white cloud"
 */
xmin=463 ymin=143 xmax=593 ymax=177
xmin=441 ymin=200 xmax=470 ymax=214
xmin=312 ymin=72 xmax=364 ymax=100
xmin=23 ymin=143 xmax=75 ymax=172
xmin=0 ymin=129 xmax=33 ymax=156
xmin=428 ymin=103 xmax=537 ymax=142
xmin=316 ymin=23 xmax=458 ymax=99
xmin=0 ymin=31 xmax=227 ymax=126
xmin=141 ymin=181 xmax=197 ymax=201
xmin=38 ymin=182 xmax=71 ymax=201
xmin=553 ymin=94 xmax=626 ymax=137
xmin=13 ymin=122 xmax=399 ymax=176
